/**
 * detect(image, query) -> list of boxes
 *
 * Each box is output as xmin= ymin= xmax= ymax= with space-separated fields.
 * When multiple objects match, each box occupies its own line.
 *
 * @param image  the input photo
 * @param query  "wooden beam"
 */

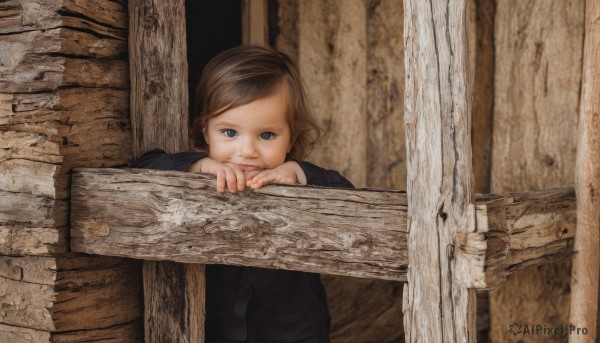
xmin=0 ymin=255 xmax=142 ymax=332
xmin=242 ymin=0 xmax=267 ymax=45
xmin=71 ymin=168 xmax=409 ymax=281
xmin=472 ymin=188 xmax=576 ymax=290
xmin=128 ymin=0 xmax=203 ymax=342
xmin=297 ymin=0 xmax=368 ymax=187
xmin=570 ymin=0 xmax=600 ymax=340
xmin=129 ymin=0 xmax=189 ymax=159
xmin=402 ymin=0 xmax=476 ymax=341
xmin=69 ymin=168 xmax=576 ymax=286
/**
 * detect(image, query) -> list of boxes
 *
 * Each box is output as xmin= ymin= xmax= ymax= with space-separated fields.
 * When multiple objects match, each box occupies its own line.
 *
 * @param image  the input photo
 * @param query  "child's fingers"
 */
xmin=251 ymin=171 xmax=283 ymax=189
xmin=247 ymin=170 xmax=270 ymax=188
xmin=216 ymin=170 xmax=227 ymax=192
xmin=232 ymin=166 xmax=246 ymax=191
xmin=244 ymin=170 xmax=261 ymax=182
xmin=224 ymin=167 xmax=239 ymax=193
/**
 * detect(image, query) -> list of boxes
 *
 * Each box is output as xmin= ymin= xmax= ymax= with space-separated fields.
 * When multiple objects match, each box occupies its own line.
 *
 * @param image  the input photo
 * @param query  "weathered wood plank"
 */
xmin=242 ymin=0 xmax=267 ymax=45
xmin=0 ymin=226 xmax=67 ymax=256
xmin=143 ymin=261 xmax=204 ymax=343
xmin=0 ymin=28 xmax=127 ymax=61
xmin=128 ymin=0 xmax=199 ymax=341
xmin=0 ymin=323 xmax=51 ymax=343
xmin=0 ymin=190 xmax=67 ymax=228
xmin=1 ymin=119 xmax=132 ymax=167
xmin=0 ymin=0 xmax=127 ymax=38
xmin=472 ymin=0 xmax=495 ymax=194
xmin=0 ymin=56 xmax=128 ymax=93
xmin=0 ymin=321 xmax=142 ymax=343
xmin=0 ymin=254 xmax=142 ymax=331
xmin=50 ymin=320 xmax=143 ymax=343
xmin=129 ymin=0 xmax=188 ymax=159
xmin=0 ymin=89 xmax=131 ymax=198
xmin=0 ymin=159 xmax=66 ymax=199
xmin=366 ymin=0 xmax=405 ymax=191
xmin=272 ymin=0 xmax=298 ymax=60
xmin=69 ymin=168 xmax=577 ymax=286
xmin=0 ymin=89 xmax=129 ymax=125
xmin=489 ymin=1 xmax=584 ymax=341
xmin=471 ymin=188 xmax=576 ymax=290
xmin=297 ymin=0 xmax=368 ymax=187
xmin=70 ymin=168 xmax=409 ymax=281
xmin=402 ymin=0 xmax=477 ymax=341
xmin=570 ymin=0 xmax=600 ymax=340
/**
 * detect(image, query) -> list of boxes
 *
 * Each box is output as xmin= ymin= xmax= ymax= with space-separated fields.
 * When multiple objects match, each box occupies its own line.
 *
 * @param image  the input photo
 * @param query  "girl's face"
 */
xmin=203 ymin=86 xmax=292 ymax=172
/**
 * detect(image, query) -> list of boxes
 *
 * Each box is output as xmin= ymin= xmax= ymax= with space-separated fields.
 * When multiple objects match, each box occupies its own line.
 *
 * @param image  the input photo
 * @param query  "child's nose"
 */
xmin=239 ymin=138 xmax=258 ymax=157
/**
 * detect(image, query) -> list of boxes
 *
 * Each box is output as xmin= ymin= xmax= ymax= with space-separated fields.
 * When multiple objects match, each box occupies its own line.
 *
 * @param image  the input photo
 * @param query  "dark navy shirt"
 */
xmin=132 ymin=149 xmax=354 ymax=343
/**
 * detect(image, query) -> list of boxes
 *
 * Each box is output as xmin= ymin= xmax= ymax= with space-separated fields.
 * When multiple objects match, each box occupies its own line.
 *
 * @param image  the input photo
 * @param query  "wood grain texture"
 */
xmin=70 ymin=168 xmax=576 ymax=288
xmin=0 ymin=254 xmax=142 ymax=331
xmin=0 ymin=89 xmax=129 ymax=126
xmin=128 ymin=1 xmax=201 ymax=341
xmin=0 ymin=88 xmax=131 ymax=200
xmin=0 ymin=0 xmax=127 ymax=37
xmin=70 ymin=168 xmax=409 ymax=281
xmin=0 ymin=324 xmax=51 ymax=343
xmin=474 ymin=188 xmax=576 ymax=290
xmin=0 ymin=321 xmax=142 ymax=343
xmin=491 ymin=0 xmax=582 ymax=193
xmin=274 ymin=2 xmax=405 ymax=340
xmin=129 ymin=0 xmax=189 ymax=158
xmin=0 ymin=226 xmax=67 ymax=255
xmin=366 ymin=0 xmax=406 ymax=191
xmin=0 ymin=28 xmax=126 ymax=60
xmin=402 ymin=0 xmax=476 ymax=341
xmin=0 ymin=0 xmax=139 ymax=338
xmin=569 ymin=0 xmax=600 ymax=340
xmin=472 ymin=0 xmax=495 ymax=194
xmin=297 ymin=0 xmax=368 ymax=187
xmin=273 ymin=0 xmax=298 ymax=60
xmin=143 ymin=261 xmax=204 ymax=343
xmin=489 ymin=1 xmax=584 ymax=341
xmin=0 ymin=56 xmax=128 ymax=93
xmin=0 ymin=190 xmax=67 ymax=228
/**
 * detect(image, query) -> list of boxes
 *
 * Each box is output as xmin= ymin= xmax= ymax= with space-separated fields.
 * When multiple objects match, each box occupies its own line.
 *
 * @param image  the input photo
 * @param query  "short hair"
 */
xmin=190 ymin=45 xmax=320 ymax=160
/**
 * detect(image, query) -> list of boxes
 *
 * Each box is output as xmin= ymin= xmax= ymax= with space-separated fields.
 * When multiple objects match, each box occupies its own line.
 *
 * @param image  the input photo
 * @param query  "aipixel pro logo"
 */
xmin=509 ymin=322 xmax=588 ymax=336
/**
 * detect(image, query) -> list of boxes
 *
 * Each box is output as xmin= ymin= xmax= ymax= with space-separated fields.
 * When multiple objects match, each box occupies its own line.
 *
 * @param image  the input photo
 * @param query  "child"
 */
xmin=134 ymin=45 xmax=353 ymax=343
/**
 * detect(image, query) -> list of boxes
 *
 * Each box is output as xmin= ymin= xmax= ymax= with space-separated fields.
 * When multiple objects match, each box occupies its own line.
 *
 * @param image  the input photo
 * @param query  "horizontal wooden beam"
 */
xmin=466 ymin=188 xmax=576 ymax=290
xmin=70 ymin=168 xmax=576 ymax=285
xmin=71 ymin=168 xmax=408 ymax=281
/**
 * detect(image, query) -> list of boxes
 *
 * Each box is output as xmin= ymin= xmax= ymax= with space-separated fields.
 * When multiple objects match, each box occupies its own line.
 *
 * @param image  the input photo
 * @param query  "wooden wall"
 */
xmin=274 ymin=0 xmax=584 ymax=342
xmin=274 ymin=1 xmax=406 ymax=341
xmin=488 ymin=0 xmax=584 ymax=342
xmin=0 ymin=0 xmax=586 ymax=341
xmin=0 ymin=1 xmax=142 ymax=341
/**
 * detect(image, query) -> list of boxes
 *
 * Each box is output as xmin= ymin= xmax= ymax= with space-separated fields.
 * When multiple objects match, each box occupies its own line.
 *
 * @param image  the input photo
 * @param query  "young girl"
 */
xmin=134 ymin=45 xmax=353 ymax=343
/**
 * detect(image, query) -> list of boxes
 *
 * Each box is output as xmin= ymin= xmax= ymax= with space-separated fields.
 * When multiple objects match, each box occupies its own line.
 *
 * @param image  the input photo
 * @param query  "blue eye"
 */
xmin=260 ymin=132 xmax=275 ymax=140
xmin=223 ymin=129 xmax=237 ymax=137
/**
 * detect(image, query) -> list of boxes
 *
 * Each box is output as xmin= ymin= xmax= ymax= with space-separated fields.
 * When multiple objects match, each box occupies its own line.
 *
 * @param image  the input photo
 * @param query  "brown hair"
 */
xmin=190 ymin=45 xmax=320 ymax=160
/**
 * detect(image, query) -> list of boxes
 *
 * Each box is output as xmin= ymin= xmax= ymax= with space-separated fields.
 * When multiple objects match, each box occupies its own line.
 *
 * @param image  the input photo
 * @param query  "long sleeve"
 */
xmin=131 ymin=148 xmax=207 ymax=172
xmin=296 ymin=160 xmax=354 ymax=188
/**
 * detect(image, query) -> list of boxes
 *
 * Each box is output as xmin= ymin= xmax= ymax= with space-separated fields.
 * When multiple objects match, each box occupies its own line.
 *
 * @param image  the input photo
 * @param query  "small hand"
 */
xmin=246 ymin=161 xmax=307 ymax=189
xmin=190 ymin=157 xmax=247 ymax=193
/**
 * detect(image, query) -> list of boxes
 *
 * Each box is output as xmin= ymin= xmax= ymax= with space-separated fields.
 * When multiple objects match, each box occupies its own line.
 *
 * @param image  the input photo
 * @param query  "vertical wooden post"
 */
xmin=402 ymin=0 xmax=476 ymax=342
xmin=242 ymin=0 xmax=267 ymax=45
xmin=569 ymin=1 xmax=600 ymax=341
xmin=129 ymin=0 xmax=205 ymax=342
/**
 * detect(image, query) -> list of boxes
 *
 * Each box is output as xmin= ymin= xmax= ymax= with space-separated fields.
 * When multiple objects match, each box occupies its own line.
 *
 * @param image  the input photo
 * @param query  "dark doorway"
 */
xmin=185 ymin=0 xmax=242 ymax=135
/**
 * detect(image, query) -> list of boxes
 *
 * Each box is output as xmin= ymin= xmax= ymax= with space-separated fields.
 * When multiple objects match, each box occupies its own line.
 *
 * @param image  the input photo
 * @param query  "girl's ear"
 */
xmin=202 ymin=127 xmax=209 ymax=145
